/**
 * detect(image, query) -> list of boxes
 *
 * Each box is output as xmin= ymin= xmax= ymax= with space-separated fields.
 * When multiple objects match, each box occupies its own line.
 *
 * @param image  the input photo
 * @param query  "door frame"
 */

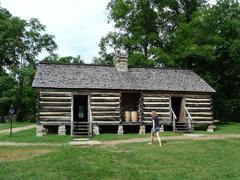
xmin=170 ymin=96 xmax=186 ymax=122
xmin=71 ymin=92 xmax=91 ymax=136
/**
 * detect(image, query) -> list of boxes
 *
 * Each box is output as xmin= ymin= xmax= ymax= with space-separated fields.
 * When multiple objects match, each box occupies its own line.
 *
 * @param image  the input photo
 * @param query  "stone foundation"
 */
xmin=207 ymin=125 xmax=216 ymax=133
xmin=139 ymin=125 xmax=146 ymax=134
xmin=118 ymin=125 xmax=124 ymax=135
xmin=93 ymin=125 xmax=100 ymax=135
xmin=36 ymin=125 xmax=47 ymax=137
xmin=58 ymin=125 xmax=66 ymax=135
xmin=160 ymin=125 xmax=164 ymax=133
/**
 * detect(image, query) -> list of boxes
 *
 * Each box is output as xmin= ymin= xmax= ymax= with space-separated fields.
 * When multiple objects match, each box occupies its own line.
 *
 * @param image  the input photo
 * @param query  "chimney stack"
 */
xmin=114 ymin=54 xmax=128 ymax=72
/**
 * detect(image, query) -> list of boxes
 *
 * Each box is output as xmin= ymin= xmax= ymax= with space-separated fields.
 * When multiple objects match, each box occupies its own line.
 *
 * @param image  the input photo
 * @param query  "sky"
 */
xmin=0 ymin=0 xmax=112 ymax=63
xmin=1 ymin=0 xmax=216 ymax=63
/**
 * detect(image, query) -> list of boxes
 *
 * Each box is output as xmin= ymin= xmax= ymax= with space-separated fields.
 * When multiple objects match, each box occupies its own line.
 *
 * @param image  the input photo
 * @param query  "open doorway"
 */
xmin=73 ymin=95 xmax=88 ymax=122
xmin=171 ymin=97 xmax=184 ymax=122
xmin=72 ymin=95 xmax=89 ymax=136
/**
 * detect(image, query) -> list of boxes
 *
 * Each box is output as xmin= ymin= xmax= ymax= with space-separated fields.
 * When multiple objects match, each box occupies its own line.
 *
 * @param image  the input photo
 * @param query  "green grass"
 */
xmin=0 ymin=122 xmax=239 ymax=143
xmin=91 ymin=131 xmax=178 ymax=141
xmin=193 ymin=122 xmax=240 ymax=134
xmin=0 ymin=128 xmax=73 ymax=143
xmin=0 ymin=122 xmax=34 ymax=131
xmin=0 ymin=139 xmax=240 ymax=179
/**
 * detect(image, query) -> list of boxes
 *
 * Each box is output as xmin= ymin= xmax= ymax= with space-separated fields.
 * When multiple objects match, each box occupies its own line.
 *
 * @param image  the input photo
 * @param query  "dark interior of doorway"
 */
xmin=73 ymin=95 xmax=88 ymax=122
xmin=171 ymin=97 xmax=183 ymax=122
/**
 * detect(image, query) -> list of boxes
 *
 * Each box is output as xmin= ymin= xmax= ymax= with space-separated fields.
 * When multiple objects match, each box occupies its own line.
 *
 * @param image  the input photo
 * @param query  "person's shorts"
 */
xmin=151 ymin=127 xmax=160 ymax=133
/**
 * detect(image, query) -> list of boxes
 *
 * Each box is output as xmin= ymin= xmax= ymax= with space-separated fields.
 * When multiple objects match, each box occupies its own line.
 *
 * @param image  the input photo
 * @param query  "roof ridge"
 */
xmin=39 ymin=61 xmax=192 ymax=71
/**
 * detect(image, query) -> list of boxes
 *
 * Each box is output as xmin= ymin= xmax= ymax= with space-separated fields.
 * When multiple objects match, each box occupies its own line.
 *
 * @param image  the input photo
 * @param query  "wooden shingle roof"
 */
xmin=32 ymin=63 xmax=215 ymax=93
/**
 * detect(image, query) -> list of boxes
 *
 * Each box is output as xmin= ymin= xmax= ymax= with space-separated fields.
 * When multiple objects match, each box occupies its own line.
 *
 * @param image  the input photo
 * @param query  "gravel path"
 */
xmin=0 ymin=125 xmax=36 ymax=134
xmin=0 ymin=133 xmax=240 ymax=147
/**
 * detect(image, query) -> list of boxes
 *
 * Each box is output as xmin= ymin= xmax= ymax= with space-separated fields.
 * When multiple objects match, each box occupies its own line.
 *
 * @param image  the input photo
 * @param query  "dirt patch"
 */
xmin=0 ymin=149 xmax=53 ymax=162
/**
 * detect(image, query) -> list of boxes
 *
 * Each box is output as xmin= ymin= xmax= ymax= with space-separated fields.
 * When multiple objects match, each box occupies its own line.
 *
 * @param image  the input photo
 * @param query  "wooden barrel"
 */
xmin=124 ymin=111 xmax=131 ymax=122
xmin=131 ymin=111 xmax=138 ymax=122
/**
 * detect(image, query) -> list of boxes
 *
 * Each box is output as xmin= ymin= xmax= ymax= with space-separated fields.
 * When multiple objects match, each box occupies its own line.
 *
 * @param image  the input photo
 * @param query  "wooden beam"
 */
xmin=144 ymin=102 xmax=169 ymax=105
xmin=91 ymin=111 xmax=120 ymax=114
xmin=39 ymin=101 xmax=71 ymax=106
xmin=39 ymin=112 xmax=71 ymax=116
xmin=191 ymin=117 xmax=213 ymax=120
xmin=144 ymin=107 xmax=169 ymax=110
xmin=91 ymin=102 xmax=119 ymax=105
xmin=91 ymin=97 xmax=119 ymax=100
xmin=144 ymin=97 xmax=169 ymax=100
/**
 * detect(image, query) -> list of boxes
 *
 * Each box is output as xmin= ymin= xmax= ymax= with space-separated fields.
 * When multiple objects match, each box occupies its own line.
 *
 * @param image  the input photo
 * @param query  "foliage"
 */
xmin=97 ymin=0 xmax=206 ymax=66
xmin=172 ymin=0 xmax=240 ymax=119
xmin=43 ymin=54 xmax=84 ymax=64
xmin=0 ymin=6 xmax=57 ymax=121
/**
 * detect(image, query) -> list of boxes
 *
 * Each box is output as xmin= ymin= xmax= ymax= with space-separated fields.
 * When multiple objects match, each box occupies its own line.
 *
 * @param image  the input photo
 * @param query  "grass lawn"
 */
xmin=0 ymin=128 xmax=73 ymax=143
xmin=0 ymin=138 xmax=240 ymax=179
xmin=0 ymin=122 xmax=35 ymax=131
xmin=0 ymin=122 xmax=239 ymax=143
xmin=193 ymin=122 xmax=240 ymax=134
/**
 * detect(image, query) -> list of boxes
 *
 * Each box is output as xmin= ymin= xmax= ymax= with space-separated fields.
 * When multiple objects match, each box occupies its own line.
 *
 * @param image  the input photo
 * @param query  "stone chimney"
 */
xmin=114 ymin=54 xmax=128 ymax=72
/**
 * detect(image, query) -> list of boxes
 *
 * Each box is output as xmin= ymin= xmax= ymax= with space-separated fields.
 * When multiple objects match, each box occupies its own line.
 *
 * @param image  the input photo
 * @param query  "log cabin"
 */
xmin=32 ymin=55 xmax=216 ymax=137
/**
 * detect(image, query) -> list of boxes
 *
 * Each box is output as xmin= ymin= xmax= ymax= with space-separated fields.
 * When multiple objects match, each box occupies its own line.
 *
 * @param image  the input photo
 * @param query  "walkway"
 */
xmin=0 ymin=125 xmax=36 ymax=134
xmin=0 ymin=133 xmax=239 ymax=147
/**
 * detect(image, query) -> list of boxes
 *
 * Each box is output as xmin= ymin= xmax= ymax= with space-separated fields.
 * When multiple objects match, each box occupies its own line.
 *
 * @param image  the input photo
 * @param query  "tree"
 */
xmin=172 ymin=0 xmax=240 ymax=120
xmin=98 ymin=0 xmax=206 ymax=66
xmin=0 ymin=6 xmax=57 ymax=121
xmin=43 ymin=54 xmax=84 ymax=64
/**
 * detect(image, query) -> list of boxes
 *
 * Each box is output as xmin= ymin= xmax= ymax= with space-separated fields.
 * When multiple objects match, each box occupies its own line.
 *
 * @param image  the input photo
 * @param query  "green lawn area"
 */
xmin=0 ymin=122 xmax=239 ymax=143
xmin=0 ymin=138 xmax=240 ymax=179
xmin=193 ymin=122 xmax=240 ymax=134
xmin=0 ymin=122 xmax=35 ymax=131
xmin=0 ymin=128 xmax=73 ymax=143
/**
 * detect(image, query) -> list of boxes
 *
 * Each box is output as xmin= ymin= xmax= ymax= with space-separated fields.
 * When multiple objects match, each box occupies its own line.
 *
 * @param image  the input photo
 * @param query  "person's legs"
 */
xmin=156 ymin=131 xmax=162 ymax=146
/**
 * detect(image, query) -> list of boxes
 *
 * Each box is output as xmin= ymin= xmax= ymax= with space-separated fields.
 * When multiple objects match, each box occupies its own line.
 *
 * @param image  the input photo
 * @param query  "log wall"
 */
xmin=90 ymin=92 xmax=121 ymax=123
xmin=185 ymin=95 xmax=213 ymax=124
xmin=38 ymin=90 xmax=71 ymax=125
xmin=143 ymin=93 xmax=171 ymax=123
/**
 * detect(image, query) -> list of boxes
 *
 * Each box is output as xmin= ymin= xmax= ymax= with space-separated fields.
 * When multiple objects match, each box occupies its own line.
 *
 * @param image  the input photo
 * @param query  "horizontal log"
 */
xmin=91 ymin=107 xmax=120 ymax=111
xmin=144 ymin=104 xmax=169 ymax=107
xmin=91 ymin=93 xmax=120 ymax=97
xmin=144 ymin=107 xmax=169 ymax=110
xmin=40 ymin=96 xmax=71 ymax=100
xmin=144 ymin=112 xmax=170 ymax=115
xmin=39 ymin=101 xmax=71 ymax=106
xmin=191 ymin=120 xmax=213 ymax=124
xmin=143 ymin=94 xmax=169 ymax=97
xmin=144 ymin=102 xmax=169 ymax=105
xmin=91 ymin=97 xmax=119 ymax=100
xmin=144 ymin=97 xmax=169 ymax=101
xmin=187 ymin=107 xmax=211 ymax=110
xmin=91 ymin=99 xmax=119 ymax=102
xmin=91 ymin=111 xmax=120 ymax=114
xmin=40 ymin=91 xmax=71 ymax=96
xmin=190 ymin=112 xmax=213 ymax=117
xmin=92 ymin=115 xmax=120 ymax=119
xmin=40 ymin=106 xmax=71 ymax=111
xmin=39 ymin=121 xmax=71 ymax=125
xmin=186 ymin=104 xmax=211 ymax=108
xmin=91 ymin=102 xmax=120 ymax=105
xmin=39 ymin=116 xmax=70 ymax=119
xmin=185 ymin=98 xmax=211 ymax=102
xmin=39 ymin=117 xmax=71 ymax=121
xmin=39 ymin=112 xmax=71 ymax=116
xmin=92 ymin=121 xmax=120 ymax=125
xmin=191 ymin=116 xmax=213 ymax=120
xmin=185 ymin=95 xmax=211 ymax=98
